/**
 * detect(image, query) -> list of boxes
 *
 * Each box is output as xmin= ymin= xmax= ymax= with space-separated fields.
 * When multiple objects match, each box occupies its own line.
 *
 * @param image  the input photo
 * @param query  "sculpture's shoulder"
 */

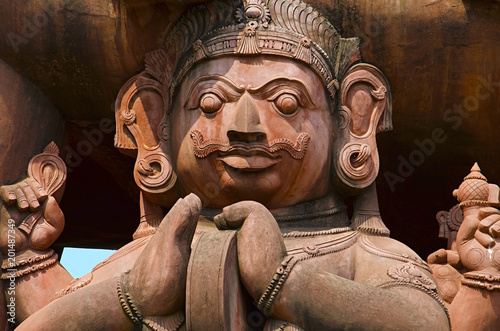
xmin=353 ymin=233 xmax=450 ymax=326
xmin=353 ymin=233 xmax=434 ymax=287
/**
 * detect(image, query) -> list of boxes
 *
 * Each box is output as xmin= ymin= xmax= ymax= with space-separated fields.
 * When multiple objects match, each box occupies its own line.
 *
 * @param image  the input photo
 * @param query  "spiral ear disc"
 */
xmin=134 ymin=153 xmax=176 ymax=193
xmin=337 ymin=142 xmax=377 ymax=189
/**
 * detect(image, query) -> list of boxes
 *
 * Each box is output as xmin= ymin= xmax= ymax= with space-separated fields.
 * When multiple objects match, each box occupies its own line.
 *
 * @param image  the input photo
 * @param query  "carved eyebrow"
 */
xmin=247 ymin=78 xmax=317 ymax=109
xmin=184 ymin=76 xmax=317 ymax=110
xmin=184 ymin=75 xmax=245 ymax=109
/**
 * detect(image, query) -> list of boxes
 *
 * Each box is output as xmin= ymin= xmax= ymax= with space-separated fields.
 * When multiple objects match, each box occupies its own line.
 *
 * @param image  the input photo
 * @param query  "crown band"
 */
xmin=149 ymin=0 xmax=361 ymax=104
xmin=172 ymin=24 xmax=339 ymax=99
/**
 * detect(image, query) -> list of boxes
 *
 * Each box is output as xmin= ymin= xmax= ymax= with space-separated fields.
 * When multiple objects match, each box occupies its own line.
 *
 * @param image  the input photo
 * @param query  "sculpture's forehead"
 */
xmin=181 ymin=55 xmax=323 ymax=88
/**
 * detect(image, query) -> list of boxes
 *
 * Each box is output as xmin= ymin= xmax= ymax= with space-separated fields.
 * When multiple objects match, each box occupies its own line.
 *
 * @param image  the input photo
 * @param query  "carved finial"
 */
xmin=236 ymin=0 xmax=270 ymax=28
xmin=453 ymin=162 xmax=489 ymax=206
xmin=43 ymin=141 xmax=60 ymax=155
xmin=464 ymin=162 xmax=487 ymax=181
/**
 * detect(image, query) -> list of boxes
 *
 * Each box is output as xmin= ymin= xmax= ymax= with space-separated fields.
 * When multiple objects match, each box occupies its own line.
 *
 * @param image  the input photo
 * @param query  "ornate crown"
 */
xmin=145 ymin=0 xmax=361 ymax=101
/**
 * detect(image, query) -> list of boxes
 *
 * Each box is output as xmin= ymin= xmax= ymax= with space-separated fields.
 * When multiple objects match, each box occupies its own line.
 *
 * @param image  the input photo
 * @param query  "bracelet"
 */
xmin=2 ymin=249 xmax=55 ymax=269
xmin=1 ymin=252 xmax=58 ymax=280
xmin=257 ymin=255 xmax=298 ymax=316
xmin=463 ymin=272 xmax=500 ymax=282
xmin=117 ymin=271 xmax=144 ymax=328
xmin=117 ymin=271 xmax=184 ymax=331
xmin=461 ymin=277 xmax=500 ymax=291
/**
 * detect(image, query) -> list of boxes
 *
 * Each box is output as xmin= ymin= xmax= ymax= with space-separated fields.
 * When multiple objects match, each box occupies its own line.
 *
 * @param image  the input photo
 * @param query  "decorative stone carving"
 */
xmin=436 ymin=204 xmax=464 ymax=250
xmin=336 ymin=64 xmax=391 ymax=191
xmin=431 ymin=202 xmax=465 ymax=305
xmin=387 ymin=262 xmax=437 ymax=290
xmin=2 ymin=1 xmax=497 ymax=330
xmin=428 ymin=164 xmax=500 ymax=330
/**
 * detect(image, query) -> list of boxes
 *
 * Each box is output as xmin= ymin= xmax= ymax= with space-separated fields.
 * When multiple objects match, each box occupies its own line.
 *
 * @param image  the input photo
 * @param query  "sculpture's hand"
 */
xmin=0 ymin=177 xmax=64 ymax=253
xmin=456 ymin=206 xmax=500 ymax=273
xmin=428 ymin=248 xmax=462 ymax=269
xmin=214 ymin=201 xmax=287 ymax=301
xmin=427 ymin=248 xmax=463 ymax=304
xmin=0 ymin=178 xmax=48 ymax=212
xmin=128 ymin=193 xmax=201 ymax=317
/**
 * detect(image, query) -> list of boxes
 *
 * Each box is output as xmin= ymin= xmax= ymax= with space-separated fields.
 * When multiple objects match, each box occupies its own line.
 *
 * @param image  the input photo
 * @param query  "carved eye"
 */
xmin=199 ymin=93 xmax=223 ymax=114
xmin=274 ymin=93 xmax=299 ymax=115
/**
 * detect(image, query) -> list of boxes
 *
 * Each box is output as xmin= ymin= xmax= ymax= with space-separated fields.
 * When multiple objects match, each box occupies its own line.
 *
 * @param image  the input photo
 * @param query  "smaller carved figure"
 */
xmin=429 ymin=163 xmax=500 ymax=331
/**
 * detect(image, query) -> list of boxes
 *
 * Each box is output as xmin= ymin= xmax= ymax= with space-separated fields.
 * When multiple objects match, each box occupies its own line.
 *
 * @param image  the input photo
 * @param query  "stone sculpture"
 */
xmin=429 ymin=163 xmax=500 ymax=330
xmin=0 ymin=0 xmax=498 ymax=330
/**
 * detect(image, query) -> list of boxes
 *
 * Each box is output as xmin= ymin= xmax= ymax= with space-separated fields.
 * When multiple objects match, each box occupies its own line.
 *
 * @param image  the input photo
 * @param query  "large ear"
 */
xmin=334 ymin=63 xmax=392 ymax=192
xmin=114 ymin=66 xmax=176 ymax=196
xmin=115 ymin=74 xmax=168 ymax=155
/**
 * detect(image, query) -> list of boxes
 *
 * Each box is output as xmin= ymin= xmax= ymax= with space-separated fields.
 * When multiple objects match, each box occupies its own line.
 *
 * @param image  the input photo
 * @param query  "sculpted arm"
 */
xmin=274 ymin=264 xmax=449 ymax=330
xmin=217 ymin=201 xmax=449 ymax=331
xmin=0 ymin=149 xmax=74 ymax=322
xmin=15 ymin=277 xmax=133 ymax=331
xmin=14 ymin=194 xmax=200 ymax=330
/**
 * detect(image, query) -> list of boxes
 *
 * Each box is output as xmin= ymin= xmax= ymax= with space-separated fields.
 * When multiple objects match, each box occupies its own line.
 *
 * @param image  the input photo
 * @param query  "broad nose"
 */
xmin=227 ymin=92 xmax=266 ymax=143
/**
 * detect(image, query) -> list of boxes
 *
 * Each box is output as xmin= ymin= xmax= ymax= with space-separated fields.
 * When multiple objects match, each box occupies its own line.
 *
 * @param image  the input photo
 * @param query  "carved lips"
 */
xmin=190 ymin=130 xmax=311 ymax=171
xmin=218 ymin=154 xmax=279 ymax=171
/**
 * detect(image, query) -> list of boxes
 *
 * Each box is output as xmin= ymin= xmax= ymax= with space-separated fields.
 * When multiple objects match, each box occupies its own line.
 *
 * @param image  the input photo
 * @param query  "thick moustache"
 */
xmin=190 ymin=130 xmax=311 ymax=160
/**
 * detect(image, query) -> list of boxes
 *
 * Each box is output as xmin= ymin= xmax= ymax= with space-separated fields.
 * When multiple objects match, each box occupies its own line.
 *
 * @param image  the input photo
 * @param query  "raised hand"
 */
xmin=0 ymin=145 xmax=67 ymax=254
xmin=127 ymin=193 xmax=201 ymax=317
xmin=0 ymin=178 xmax=64 ymax=254
xmin=214 ymin=201 xmax=287 ymax=301
xmin=0 ymin=178 xmax=48 ymax=212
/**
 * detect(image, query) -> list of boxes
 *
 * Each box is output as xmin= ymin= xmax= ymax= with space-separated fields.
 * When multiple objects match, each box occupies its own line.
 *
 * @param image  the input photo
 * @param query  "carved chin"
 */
xmin=225 ymin=177 xmax=274 ymax=191
xmin=224 ymin=178 xmax=277 ymax=202
xmin=217 ymin=162 xmax=280 ymax=200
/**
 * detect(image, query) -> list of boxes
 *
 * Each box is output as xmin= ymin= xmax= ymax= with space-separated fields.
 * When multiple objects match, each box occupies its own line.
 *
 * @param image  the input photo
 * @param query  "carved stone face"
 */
xmin=171 ymin=56 xmax=334 ymax=209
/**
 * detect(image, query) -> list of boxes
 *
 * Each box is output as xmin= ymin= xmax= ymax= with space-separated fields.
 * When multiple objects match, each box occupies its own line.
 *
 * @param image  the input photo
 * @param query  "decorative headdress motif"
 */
xmin=151 ymin=0 xmax=360 ymax=100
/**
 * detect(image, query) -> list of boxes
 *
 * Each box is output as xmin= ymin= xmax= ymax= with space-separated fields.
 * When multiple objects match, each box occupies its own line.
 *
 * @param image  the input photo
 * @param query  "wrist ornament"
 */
xmin=461 ymin=272 xmax=500 ymax=291
xmin=117 ymin=270 xmax=184 ymax=331
xmin=1 ymin=249 xmax=57 ymax=280
xmin=257 ymin=255 xmax=299 ymax=316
